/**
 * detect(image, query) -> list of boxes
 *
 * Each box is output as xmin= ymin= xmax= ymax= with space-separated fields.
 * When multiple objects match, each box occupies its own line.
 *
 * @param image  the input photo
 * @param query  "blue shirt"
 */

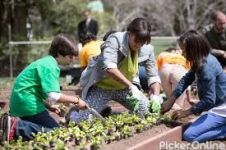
xmin=173 ymin=54 xmax=226 ymax=115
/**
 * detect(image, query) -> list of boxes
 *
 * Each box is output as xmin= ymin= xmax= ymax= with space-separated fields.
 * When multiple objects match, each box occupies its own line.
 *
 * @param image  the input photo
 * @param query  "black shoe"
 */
xmin=100 ymin=106 xmax=112 ymax=117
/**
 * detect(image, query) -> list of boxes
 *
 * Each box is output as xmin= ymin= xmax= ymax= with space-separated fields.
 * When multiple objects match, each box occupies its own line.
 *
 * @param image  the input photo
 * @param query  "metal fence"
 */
xmin=7 ymin=36 xmax=179 ymax=79
xmin=8 ymin=41 xmax=51 ymax=79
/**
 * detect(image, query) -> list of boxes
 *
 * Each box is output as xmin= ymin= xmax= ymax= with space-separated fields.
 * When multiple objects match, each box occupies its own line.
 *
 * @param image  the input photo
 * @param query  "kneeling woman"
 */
xmin=161 ymin=30 xmax=226 ymax=142
xmin=70 ymin=18 xmax=161 ymax=122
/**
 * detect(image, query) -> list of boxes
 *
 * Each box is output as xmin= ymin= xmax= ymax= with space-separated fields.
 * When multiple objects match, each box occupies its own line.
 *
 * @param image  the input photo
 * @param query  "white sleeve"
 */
xmin=47 ymin=92 xmax=61 ymax=102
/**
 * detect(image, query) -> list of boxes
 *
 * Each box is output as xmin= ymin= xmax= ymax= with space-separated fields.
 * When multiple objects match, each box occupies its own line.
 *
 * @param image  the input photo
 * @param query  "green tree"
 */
xmin=48 ymin=0 xmax=88 ymax=36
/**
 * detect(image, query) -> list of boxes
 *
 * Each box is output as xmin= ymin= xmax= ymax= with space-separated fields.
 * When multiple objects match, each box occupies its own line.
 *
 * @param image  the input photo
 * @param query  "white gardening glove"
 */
xmin=149 ymin=95 xmax=163 ymax=113
xmin=129 ymin=84 xmax=143 ymax=100
xmin=128 ymin=84 xmax=149 ymax=116
xmin=129 ymin=85 xmax=149 ymax=101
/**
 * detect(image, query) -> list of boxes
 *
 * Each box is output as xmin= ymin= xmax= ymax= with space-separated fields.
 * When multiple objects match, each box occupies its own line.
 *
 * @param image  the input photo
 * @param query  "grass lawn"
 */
xmin=152 ymin=38 xmax=178 ymax=56
xmin=0 ymin=77 xmax=14 ymax=90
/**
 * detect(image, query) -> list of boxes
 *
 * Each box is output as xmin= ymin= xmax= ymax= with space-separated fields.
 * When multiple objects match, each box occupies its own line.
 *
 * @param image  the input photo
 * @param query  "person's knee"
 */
xmin=183 ymin=129 xmax=197 ymax=142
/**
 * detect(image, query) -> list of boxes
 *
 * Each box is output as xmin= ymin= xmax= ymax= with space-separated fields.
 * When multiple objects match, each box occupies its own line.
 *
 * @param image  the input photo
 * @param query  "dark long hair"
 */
xmin=127 ymin=18 xmax=151 ymax=44
xmin=49 ymin=34 xmax=78 ymax=57
xmin=178 ymin=30 xmax=210 ymax=72
xmin=80 ymin=33 xmax=97 ymax=46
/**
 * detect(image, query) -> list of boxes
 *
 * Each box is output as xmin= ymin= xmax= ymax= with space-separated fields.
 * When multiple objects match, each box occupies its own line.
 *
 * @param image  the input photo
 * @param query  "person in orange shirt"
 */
xmin=157 ymin=48 xmax=190 ymax=110
xmin=79 ymin=33 xmax=103 ymax=69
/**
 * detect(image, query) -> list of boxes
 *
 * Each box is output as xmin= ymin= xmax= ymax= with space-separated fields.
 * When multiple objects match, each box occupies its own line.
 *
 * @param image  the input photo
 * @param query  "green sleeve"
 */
xmin=37 ymin=65 xmax=60 ymax=93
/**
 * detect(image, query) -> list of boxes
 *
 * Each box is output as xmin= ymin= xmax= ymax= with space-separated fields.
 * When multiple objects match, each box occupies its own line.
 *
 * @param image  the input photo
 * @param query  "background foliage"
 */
xmin=0 ymin=0 xmax=226 ymax=76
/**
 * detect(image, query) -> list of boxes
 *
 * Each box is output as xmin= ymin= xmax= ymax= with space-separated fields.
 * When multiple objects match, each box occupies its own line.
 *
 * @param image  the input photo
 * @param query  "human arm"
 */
xmin=189 ymin=65 xmax=217 ymax=115
xmin=161 ymin=70 xmax=195 ymax=113
xmin=38 ymin=65 xmax=87 ymax=110
xmin=104 ymin=59 xmax=146 ymax=107
xmin=57 ymin=94 xmax=87 ymax=110
xmin=149 ymin=82 xmax=161 ymax=96
xmin=211 ymin=49 xmax=226 ymax=58
xmin=172 ymin=108 xmax=193 ymax=120
xmin=47 ymin=92 xmax=87 ymax=110
xmin=100 ymin=34 xmax=133 ymax=87
xmin=101 ymin=33 xmax=146 ymax=99
xmin=161 ymin=94 xmax=177 ymax=113
xmin=105 ymin=68 xmax=133 ymax=87
xmin=141 ymin=45 xmax=161 ymax=96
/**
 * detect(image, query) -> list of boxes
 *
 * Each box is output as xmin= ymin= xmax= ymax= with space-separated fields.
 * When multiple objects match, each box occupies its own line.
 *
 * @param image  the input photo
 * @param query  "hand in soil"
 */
xmin=48 ymin=105 xmax=61 ymax=114
xmin=161 ymin=95 xmax=177 ymax=114
xmin=171 ymin=109 xmax=192 ymax=120
xmin=161 ymin=101 xmax=173 ymax=114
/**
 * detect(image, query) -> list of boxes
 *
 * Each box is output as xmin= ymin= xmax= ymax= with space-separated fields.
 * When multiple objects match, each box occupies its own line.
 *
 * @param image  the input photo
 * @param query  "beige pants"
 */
xmin=159 ymin=64 xmax=188 ymax=109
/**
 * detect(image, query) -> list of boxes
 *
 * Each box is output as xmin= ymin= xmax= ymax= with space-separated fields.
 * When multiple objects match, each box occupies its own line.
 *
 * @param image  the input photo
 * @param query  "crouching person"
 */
xmin=69 ymin=17 xmax=161 ymax=123
xmin=0 ymin=34 xmax=87 ymax=142
xmin=161 ymin=30 xmax=226 ymax=142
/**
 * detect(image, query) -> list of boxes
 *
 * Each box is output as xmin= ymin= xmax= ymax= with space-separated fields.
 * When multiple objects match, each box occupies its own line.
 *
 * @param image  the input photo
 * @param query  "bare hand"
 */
xmin=77 ymin=99 xmax=88 ymax=110
xmin=172 ymin=109 xmax=191 ymax=120
xmin=222 ymin=52 xmax=226 ymax=59
xmin=48 ymin=105 xmax=61 ymax=114
xmin=161 ymin=101 xmax=173 ymax=114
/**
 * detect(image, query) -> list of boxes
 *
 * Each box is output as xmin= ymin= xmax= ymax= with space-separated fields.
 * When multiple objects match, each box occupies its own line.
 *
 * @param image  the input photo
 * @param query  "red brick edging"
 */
xmin=127 ymin=123 xmax=191 ymax=150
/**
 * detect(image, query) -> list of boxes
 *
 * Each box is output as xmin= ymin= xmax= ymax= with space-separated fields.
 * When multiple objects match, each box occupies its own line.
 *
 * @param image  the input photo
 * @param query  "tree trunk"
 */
xmin=11 ymin=1 xmax=28 ymax=40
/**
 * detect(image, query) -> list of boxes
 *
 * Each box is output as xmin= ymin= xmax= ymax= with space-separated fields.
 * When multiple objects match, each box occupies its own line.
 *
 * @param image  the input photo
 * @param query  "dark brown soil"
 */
xmin=1 ymin=85 xmax=204 ymax=150
xmin=101 ymin=124 xmax=171 ymax=150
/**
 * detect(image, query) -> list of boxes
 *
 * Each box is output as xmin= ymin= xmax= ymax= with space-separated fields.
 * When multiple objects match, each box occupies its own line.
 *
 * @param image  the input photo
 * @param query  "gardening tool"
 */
xmin=86 ymin=105 xmax=106 ymax=121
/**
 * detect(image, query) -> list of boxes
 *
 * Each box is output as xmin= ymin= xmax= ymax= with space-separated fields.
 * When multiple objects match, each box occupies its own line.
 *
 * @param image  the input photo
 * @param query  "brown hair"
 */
xmin=178 ymin=30 xmax=210 ymax=72
xmin=49 ymin=34 xmax=78 ymax=57
xmin=80 ymin=33 xmax=97 ymax=46
xmin=127 ymin=18 xmax=151 ymax=44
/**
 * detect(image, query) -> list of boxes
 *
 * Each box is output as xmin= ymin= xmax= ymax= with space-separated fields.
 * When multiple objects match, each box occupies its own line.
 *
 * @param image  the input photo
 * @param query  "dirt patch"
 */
xmin=0 ymin=90 xmax=10 ymax=112
xmin=101 ymin=124 xmax=171 ymax=150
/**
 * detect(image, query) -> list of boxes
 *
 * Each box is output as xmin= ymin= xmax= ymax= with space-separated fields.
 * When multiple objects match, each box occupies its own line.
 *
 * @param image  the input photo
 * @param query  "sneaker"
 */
xmin=0 ymin=113 xmax=17 ymax=142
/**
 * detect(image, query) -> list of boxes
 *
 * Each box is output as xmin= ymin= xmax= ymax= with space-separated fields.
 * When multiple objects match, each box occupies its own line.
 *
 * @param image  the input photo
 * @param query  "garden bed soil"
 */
xmin=101 ymin=116 xmax=196 ymax=150
xmin=101 ymin=124 xmax=171 ymax=150
xmin=1 ymin=86 xmax=201 ymax=150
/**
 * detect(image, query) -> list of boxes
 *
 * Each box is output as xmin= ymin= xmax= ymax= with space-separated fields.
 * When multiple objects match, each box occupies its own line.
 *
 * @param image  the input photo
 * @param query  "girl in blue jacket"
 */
xmin=161 ymin=30 xmax=226 ymax=142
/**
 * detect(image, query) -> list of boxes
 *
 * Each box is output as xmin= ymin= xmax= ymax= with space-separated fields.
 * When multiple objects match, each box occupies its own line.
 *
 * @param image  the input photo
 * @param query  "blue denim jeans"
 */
xmin=139 ymin=66 xmax=149 ymax=91
xmin=183 ymin=112 xmax=226 ymax=142
xmin=15 ymin=110 xmax=59 ymax=140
